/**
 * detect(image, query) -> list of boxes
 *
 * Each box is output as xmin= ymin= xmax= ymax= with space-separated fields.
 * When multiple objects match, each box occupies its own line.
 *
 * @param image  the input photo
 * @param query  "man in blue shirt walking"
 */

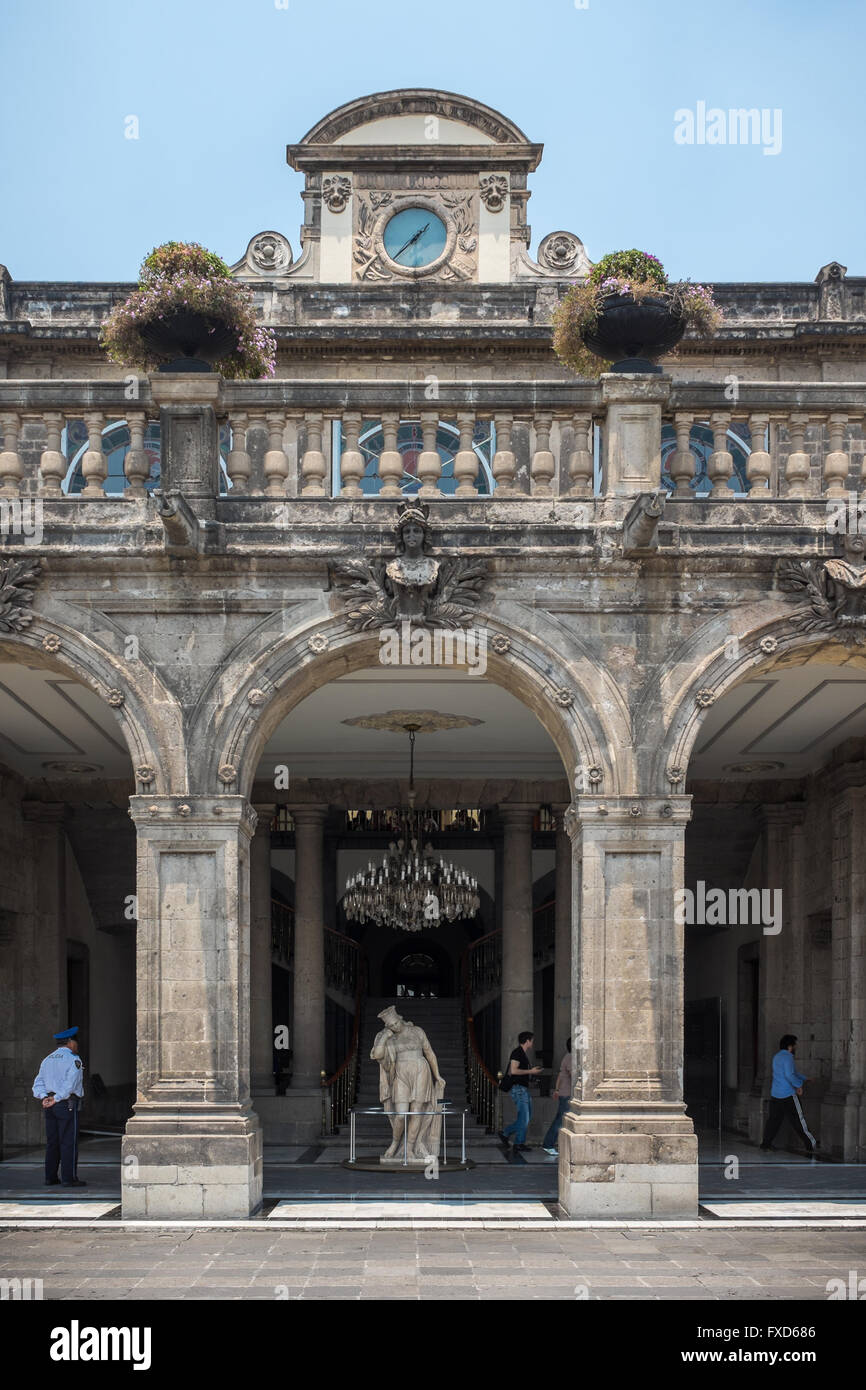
xmin=760 ymin=1033 xmax=815 ymax=1154
xmin=32 ymin=1027 xmax=87 ymax=1186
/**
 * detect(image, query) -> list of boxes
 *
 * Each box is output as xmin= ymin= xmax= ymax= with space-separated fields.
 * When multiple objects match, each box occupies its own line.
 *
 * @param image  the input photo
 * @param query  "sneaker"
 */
xmin=543 ymin=1147 xmax=558 ymax=1156
xmin=498 ymin=1131 xmax=512 ymax=1145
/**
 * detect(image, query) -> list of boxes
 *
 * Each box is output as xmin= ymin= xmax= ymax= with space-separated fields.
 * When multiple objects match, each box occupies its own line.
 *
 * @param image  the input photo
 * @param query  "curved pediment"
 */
xmin=298 ymin=88 xmax=531 ymax=147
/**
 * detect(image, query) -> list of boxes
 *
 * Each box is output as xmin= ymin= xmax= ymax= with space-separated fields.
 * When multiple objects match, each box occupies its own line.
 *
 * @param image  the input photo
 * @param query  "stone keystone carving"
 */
xmin=779 ymin=536 xmax=866 ymax=646
xmin=330 ymin=502 xmax=488 ymax=630
xmin=0 ymin=556 xmax=43 ymax=633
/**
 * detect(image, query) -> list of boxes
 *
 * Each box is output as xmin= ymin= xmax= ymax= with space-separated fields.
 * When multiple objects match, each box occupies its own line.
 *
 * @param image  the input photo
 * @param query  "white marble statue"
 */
xmin=370 ymin=1005 xmax=446 ymax=1164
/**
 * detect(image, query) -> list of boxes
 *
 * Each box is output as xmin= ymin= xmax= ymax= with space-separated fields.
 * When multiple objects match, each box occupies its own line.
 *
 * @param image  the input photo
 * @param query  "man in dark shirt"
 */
xmin=499 ymin=1030 xmax=541 ymax=1150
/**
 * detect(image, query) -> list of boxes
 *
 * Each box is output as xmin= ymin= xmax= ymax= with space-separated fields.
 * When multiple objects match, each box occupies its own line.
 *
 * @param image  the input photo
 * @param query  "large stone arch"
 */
xmin=649 ymin=598 xmax=866 ymax=790
xmin=187 ymin=604 xmax=632 ymax=801
xmin=0 ymin=612 xmax=184 ymax=795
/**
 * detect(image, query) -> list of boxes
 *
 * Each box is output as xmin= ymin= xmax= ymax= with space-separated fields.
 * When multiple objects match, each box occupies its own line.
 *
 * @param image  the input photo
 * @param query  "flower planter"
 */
xmin=582 ymin=293 xmax=686 ymax=373
xmin=139 ymin=310 xmax=237 ymax=373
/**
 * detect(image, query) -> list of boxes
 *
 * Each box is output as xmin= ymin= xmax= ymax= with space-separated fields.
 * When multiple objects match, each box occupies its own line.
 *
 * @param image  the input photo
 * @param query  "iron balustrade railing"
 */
xmin=270 ymin=898 xmax=294 ymax=963
xmin=2 ymin=378 xmax=864 ymax=503
xmin=461 ymin=942 xmax=501 ymax=1134
xmin=321 ymin=931 xmax=367 ymax=1135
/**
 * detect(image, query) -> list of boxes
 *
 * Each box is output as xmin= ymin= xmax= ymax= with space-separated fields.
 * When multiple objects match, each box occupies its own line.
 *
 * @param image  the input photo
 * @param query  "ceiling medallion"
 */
xmin=342 ymin=708 xmax=483 ymax=735
xmin=41 ymin=760 xmax=102 ymax=776
xmin=343 ymin=720 xmax=480 ymax=934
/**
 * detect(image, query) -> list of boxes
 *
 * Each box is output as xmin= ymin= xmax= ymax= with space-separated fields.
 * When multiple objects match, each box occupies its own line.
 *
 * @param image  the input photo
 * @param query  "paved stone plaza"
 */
xmin=3 ymin=1225 xmax=866 ymax=1300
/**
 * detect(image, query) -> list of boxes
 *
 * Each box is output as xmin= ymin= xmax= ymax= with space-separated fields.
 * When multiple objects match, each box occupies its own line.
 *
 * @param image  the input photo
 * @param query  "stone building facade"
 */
xmin=1 ymin=89 xmax=865 ymax=1219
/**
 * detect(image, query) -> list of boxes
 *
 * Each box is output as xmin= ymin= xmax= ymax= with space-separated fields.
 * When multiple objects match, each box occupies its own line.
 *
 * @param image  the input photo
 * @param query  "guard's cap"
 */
xmin=53 ymin=1026 xmax=78 ymax=1039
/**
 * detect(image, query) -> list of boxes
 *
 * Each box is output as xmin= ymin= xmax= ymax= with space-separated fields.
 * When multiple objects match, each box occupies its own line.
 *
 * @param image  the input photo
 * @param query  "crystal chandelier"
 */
xmin=343 ymin=723 xmax=480 ymax=933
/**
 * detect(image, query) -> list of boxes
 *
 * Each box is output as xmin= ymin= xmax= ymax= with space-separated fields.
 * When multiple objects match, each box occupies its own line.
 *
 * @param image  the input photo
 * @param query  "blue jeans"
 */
xmin=503 ymin=1085 xmax=531 ymax=1144
xmin=542 ymin=1095 xmax=569 ymax=1149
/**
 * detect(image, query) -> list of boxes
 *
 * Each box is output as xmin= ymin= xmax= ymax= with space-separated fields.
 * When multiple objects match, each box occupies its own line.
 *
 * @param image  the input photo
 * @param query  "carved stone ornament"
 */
xmin=479 ymin=174 xmax=508 ymax=212
xmin=553 ymin=687 xmax=575 ymax=708
xmin=695 ymin=688 xmax=716 ymax=708
xmin=42 ymin=633 xmax=62 ymax=653
xmin=237 ymin=231 xmax=293 ymax=277
xmin=666 ymin=766 xmax=685 ymax=786
xmin=218 ymin=764 xmax=238 ymax=785
xmin=537 ymin=231 xmax=591 ymax=275
xmin=308 ymin=633 xmax=329 ymax=653
xmin=779 ymin=538 xmax=866 ymax=646
xmin=0 ymin=556 xmax=42 ymax=633
xmin=759 ymin=635 xmax=778 ymax=654
xmin=330 ymin=502 xmax=488 ymax=631
xmin=247 ymin=688 xmax=267 ymax=706
xmin=135 ymin=764 xmax=156 ymax=785
xmin=106 ymin=689 xmax=125 ymax=707
xmin=629 ymin=804 xmax=642 ymax=817
xmin=491 ymin=634 xmax=511 ymax=654
xmin=322 ymin=175 xmax=351 ymax=213
xmin=563 ymin=804 xmax=578 ymax=839
xmin=588 ymin=766 xmax=603 ymax=785
xmin=177 ymin=803 xmax=192 ymax=817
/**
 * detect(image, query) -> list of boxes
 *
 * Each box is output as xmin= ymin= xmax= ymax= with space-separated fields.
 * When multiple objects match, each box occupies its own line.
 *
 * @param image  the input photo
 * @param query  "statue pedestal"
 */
xmin=343 ymin=1158 xmax=475 ymax=1173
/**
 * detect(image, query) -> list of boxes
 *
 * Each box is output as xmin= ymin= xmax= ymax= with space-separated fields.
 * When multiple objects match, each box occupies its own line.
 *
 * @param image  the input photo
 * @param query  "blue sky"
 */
xmin=1 ymin=0 xmax=863 ymax=284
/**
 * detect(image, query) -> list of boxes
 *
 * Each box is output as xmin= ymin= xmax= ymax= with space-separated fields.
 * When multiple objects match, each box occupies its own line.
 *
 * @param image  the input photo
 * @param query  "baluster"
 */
xmin=417 ymin=410 xmax=442 ymax=497
xmin=124 ymin=412 xmax=149 ymax=498
xmin=784 ymin=412 xmax=811 ymax=499
xmin=378 ymin=410 xmax=403 ymax=498
xmin=669 ymin=412 xmax=694 ymax=498
xmin=823 ymin=413 xmax=850 ymax=498
xmin=565 ymin=412 xmax=593 ymax=497
xmin=708 ymin=411 xmax=733 ymax=497
xmin=263 ymin=411 xmax=290 ymax=497
xmin=39 ymin=411 xmax=66 ymax=498
xmin=81 ymin=412 xmax=106 ymax=497
xmin=747 ymin=413 xmax=771 ymax=497
xmin=339 ymin=411 xmax=365 ymax=498
xmin=530 ymin=412 xmax=555 ymax=496
xmin=300 ymin=411 xmax=327 ymax=496
xmin=0 ymin=411 xmax=23 ymax=498
xmin=453 ymin=411 xmax=479 ymax=497
xmin=492 ymin=411 xmax=516 ymax=495
xmin=226 ymin=413 xmax=251 ymax=494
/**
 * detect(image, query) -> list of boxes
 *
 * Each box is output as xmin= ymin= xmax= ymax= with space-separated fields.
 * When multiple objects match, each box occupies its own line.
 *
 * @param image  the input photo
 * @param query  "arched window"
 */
xmin=661 ymin=420 xmax=754 ymax=495
xmin=61 ymin=420 xmax=233 ymax=495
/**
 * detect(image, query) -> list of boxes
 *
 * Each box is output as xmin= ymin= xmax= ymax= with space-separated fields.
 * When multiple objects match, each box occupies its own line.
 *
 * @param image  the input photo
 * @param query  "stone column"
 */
xmin=122 ymin=796 xmax=262 ymax=1219
xmin=250 ymin=803 xmax=275 ymax=1097
xmin=600 ymin=375 xmax=671 ymax=497
xmin=499 ymin=805 xmax=535 ymax=1059
xmin=822 ymin=785 xmax=866 ymax=1160
xmin=290 ymin=805 xmax=327 ymax=1091
xmin=552 ymin=803 xmax=572 ymax=1061
xmin=559 ymin=796 xmax=698 ymax=1219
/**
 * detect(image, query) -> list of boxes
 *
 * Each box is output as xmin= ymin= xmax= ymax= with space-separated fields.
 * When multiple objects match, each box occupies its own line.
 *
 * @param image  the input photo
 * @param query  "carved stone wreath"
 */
xmin=537 ymin=230 xmax=590 ymax=275
xmin=249 ymin=232 xmax=293 ymax=275
xmin=479 ymin=174 xmax=508 ymax=212
xmin=0 ymin=556 xmax=42 ymax=633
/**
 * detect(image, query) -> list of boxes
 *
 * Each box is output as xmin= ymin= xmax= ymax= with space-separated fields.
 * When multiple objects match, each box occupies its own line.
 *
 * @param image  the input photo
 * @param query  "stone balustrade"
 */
xmin=0 ymin=376 xmax=864 ymax=506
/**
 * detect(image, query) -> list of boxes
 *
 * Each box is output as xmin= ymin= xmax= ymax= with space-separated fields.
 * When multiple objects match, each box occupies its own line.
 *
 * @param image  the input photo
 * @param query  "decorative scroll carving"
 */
xmin=537 ymin=230 xmax=591 ymax=275
xmin=779 ymin=538 xmax=866 ymax=645
xmin=331 ymin=501 xmax=487 ymax=630
xmin=0 ymin=556 xmax=42 ymax=633
xmin=234 ymin=231 xmax=293 ymax=277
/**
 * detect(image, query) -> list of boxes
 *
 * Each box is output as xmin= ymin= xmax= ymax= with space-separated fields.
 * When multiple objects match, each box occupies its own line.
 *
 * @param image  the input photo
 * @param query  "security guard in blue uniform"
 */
xmin=32 ymin=1027 xmax=87 ymax=1187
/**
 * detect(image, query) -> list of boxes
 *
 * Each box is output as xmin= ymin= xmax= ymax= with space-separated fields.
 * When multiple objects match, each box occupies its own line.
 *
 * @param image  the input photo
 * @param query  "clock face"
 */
xmin=383 ymin=208 xmax=447 ymax=269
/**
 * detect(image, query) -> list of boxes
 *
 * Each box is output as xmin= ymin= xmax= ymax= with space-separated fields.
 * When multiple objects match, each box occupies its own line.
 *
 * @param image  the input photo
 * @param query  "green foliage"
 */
xmin=588 ymin=249 xmax=667 ymax=291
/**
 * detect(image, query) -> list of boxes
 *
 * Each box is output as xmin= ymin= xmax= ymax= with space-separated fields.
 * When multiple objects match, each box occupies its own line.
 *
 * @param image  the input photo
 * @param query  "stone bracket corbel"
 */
xmin=621 ymin=490 xmax=668 ymax=557
xmin=154 ymin=489 xmax=223 ymax=557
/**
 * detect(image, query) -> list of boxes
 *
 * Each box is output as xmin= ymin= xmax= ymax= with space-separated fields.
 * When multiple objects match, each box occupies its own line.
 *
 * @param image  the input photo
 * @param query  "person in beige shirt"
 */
xmin=542 ymin=1039 xmax=572 ymax=1155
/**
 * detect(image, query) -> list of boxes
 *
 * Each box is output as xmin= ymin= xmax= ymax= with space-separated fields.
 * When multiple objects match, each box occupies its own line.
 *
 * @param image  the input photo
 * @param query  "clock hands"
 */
xmin=392 ymin=222 xmax=431 ymax=262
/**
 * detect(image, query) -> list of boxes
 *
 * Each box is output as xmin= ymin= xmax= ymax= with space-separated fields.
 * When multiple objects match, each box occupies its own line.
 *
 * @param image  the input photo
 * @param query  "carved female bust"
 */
xmin=384 ymin=506 xmax=440 ymax=621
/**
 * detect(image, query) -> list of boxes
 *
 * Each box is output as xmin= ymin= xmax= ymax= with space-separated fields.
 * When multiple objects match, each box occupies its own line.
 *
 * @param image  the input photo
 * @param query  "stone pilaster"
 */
xmin=600 ymin=374 xmax=671 ymax=497
xmin=250 ymin=803 xmax=275 ymax=1097
xmin=121 ymin=795 xmax=262 ymax=1219
xmin=499 ymin=805 xmax=536 ymax=1058
xmin=552 ymin=803 xmax=572 ymax=1060
xmin=559 ymin=795 xmax=698 ymax=1218
xmin=821 ymin=785 xmax=866 ymax=1160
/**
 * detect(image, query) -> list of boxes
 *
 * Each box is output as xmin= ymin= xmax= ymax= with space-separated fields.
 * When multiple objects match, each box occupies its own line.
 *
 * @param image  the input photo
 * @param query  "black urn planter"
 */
xmin=139 ymin=310 xmax=237 ymax=374
xmin=582 ymin=293 xmax=686 ymax=373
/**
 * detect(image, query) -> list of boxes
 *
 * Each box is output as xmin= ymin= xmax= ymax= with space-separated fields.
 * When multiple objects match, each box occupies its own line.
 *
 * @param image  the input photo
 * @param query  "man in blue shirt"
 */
xmin=760 ymin=1033 xmax=815 ymax=1154
xmin=32 ymin=1027 xmax=87 ymax=1186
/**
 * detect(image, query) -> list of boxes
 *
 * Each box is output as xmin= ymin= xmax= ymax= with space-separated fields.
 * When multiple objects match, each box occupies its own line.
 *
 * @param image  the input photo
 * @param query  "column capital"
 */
xmin=574 ymin=794 xmax=692 ymax=831
xmin=285 ymin=803 xmax=329 ymax=827
xmin=129 ymin=794 xmax=258 ymax=838
xmin=498 ymin=803 xmax=537 ymax=828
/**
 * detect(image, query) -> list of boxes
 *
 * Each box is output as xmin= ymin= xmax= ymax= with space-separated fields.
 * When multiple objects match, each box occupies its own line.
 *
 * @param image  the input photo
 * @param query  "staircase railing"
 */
xmin=461 ymin=938 xmax=501 ymax=1134
xmin=321 ymin=930 xmax=367 ymax=1136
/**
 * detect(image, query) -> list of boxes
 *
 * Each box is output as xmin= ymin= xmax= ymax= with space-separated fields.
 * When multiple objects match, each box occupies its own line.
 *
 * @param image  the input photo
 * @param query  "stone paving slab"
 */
xmin=0 ymin=1202 xmax=119 ymax=1219
xmin=703 ymin=1201 xmax=866 ymax=1218
xmin=2 ymin=1226 xmax=865 ymax=1300
xmin=268 ymin=1199 xmax=553 ymax=1220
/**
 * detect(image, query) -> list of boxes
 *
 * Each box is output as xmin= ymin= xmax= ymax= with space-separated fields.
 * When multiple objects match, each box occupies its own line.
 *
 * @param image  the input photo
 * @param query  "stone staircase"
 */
xmin=348 ymin=996 xmax=495 ymax=1151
